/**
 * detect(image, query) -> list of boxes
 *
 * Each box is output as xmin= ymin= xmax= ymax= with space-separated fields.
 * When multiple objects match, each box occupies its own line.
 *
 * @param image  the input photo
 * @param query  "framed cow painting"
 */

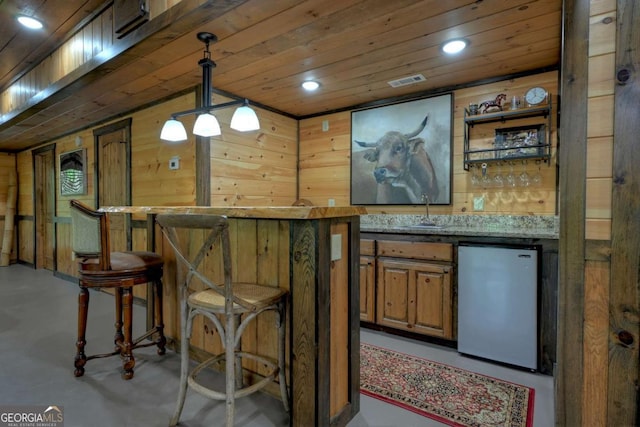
xmin=350 ymin=93 xmax=452 ymax=205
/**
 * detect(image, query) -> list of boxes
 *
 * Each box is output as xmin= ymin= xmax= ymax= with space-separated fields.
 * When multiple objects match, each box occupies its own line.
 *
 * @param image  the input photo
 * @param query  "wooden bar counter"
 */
xmin=100 ymin=205 xmax=366 ymax=427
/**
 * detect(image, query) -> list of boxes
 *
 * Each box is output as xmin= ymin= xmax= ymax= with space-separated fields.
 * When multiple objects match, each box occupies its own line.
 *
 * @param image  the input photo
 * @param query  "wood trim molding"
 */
xmin=608 ymin=2 xmax=640 ymax=425
xmin=556 ymin=0 xmax=590 ymax=424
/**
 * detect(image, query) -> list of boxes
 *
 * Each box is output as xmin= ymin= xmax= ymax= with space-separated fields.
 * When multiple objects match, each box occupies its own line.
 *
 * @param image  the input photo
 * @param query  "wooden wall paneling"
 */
xmin=209 ymin=104 xmax=298 ymax=207
xmin=0 ymin=153 xmax=17 ymax=264
xmin=557 ymin=0 xmax=590 ymax=424
xmin=55 ymin=222 xmax=74 ymax=277
xmin=587 ymin=95 xmax=614 ymax=137
xmin=1 ymin=5 xmax=115 ymax=118
xmin=585 ymin=218 xmax=612 ymax=240
xmin=583 ymin=259 xmax=610 ymax=427
xmin=588 ymin=53 xmax=616 ymax=96
xmin=330 ymin=222 xmax=349 ymax=417
xmin=131 ymin=227 xmax=149 ymax=300
xmin=253 ymin=219 xmax=286 ymax=380
xmin=539 ymin=246 xmax=559 ymax=375
xmin=18 ymin=220 xmax=34 ymax=265
xmin=608 ymin=1 xmax=640 ymax=425
xmin=16 ymin=152 xmax=33 ymax=215
xmin=585 ymin=178 xmax=613 ymax=218
xmin=131 ymin=93 xmax=197 ymax=208
xmin=0 ymin=153 xmax=16 ymax=213
xmin=586 ymin=136 xmax=613 ymax=178
xmin=588 ymin=9 xmax=617 ymax=56
xmin=159 ymin=228 xmax=178 ymax=340
xmin=290 ymin=220 xmax=316 ymax=427
xmin=298 ymin=72 xmax=560 ymax=217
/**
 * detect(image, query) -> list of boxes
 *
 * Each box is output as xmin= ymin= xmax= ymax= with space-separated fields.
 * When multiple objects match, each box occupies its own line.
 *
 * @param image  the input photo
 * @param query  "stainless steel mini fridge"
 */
xmin=457 ymin=243 xmax=538 ymax=370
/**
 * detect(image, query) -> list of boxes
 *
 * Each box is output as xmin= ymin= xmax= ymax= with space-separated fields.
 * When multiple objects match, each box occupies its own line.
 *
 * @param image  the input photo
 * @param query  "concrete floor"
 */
xmin=0 ymin=264 xmax=553 ymax=426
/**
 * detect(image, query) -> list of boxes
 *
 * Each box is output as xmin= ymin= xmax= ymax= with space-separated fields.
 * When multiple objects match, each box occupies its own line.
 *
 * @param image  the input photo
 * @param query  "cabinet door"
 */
xmin=359 ymin=256 xmax=375 ymax=322
xmin=376 ymin=258 xmax=452 ymax=339
xmin=413 ymin=264 xmax=452 ymax=339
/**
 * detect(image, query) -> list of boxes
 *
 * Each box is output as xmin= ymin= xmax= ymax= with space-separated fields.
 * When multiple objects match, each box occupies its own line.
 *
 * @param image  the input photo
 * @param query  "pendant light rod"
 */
xmin=169 ymin=99 xmax=245 ymax=119
xmin=198 ymin=32 xmax=217 ymax=110
xmin=160 ymin=32 xmax=260 ymax=142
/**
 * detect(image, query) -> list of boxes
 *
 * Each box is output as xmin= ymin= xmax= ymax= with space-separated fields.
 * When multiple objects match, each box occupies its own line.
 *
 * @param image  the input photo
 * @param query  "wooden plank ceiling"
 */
xmin=0 ymin=0 xmax=561 ymax=152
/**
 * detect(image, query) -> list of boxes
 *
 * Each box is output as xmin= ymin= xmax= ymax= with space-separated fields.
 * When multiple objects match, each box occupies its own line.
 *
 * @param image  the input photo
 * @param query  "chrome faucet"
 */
xmin=420 ymin=193 xmax=436 ymax=226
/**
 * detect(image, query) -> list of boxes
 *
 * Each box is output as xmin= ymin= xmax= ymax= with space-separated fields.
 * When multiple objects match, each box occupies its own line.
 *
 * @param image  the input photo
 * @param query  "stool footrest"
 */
xmin=188 ymin=351 xmax=279 ymax=400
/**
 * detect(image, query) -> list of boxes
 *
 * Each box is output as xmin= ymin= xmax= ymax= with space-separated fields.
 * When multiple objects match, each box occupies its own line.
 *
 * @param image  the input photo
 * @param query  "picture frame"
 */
xmin=494 ymin=124 xmax=546 ymax=159
xmin=350 ymin=93 xmax=452 ymax=205
xmin=59 ymin=148 xmax=87 ymax=196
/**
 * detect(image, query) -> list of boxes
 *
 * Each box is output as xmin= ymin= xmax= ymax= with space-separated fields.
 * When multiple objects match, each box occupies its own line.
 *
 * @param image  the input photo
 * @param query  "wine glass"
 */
xmin=481 ymin=163 xmax=492 ymax=188
xmin=493 ymin=163 xmax=504 ymax=188
xmin=531 ymin=162 xmax=543 ymax=186
xmin=506 ymin=162 xmax=517 ymax=187
xmin=519 ymin=162 xmax=530 ymax=187
xmin=470 ymin=165 xmax=481 ymax=187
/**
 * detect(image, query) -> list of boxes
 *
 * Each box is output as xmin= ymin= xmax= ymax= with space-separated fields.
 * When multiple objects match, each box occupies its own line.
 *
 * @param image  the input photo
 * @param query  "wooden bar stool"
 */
xmin=156 ymin=214 xmax=289 ymax=427
xmin=70 ymin=200 xmax=166 ymax=380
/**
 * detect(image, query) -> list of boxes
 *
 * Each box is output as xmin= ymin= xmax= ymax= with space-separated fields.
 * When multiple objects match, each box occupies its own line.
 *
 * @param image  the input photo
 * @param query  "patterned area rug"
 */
xmin=360 ymin=343 xmax=534 ymax=427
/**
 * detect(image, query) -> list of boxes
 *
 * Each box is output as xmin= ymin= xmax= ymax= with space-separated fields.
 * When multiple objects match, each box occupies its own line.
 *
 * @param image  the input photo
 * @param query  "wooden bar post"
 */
xmin=0 ymin=169 xmax=17 ymax=266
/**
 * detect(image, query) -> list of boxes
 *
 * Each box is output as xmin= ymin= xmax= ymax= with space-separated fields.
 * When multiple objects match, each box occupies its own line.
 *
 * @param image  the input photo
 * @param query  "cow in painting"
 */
xmin=353 ymin=115 xmax=439 ymax=204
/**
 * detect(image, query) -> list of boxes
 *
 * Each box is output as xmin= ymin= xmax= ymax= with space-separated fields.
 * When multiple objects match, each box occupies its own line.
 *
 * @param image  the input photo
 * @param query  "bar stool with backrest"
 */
xmin=69 ymin=199 xmax=166 ymax=380
xmin=156 ymin=214 xmax=289 ymax=427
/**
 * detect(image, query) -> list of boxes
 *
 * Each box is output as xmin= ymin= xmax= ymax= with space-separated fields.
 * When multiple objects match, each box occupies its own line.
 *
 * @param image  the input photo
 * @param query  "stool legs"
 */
xmin=121 ymin=287 xmax=135 ymax=380
xmin=74 ymin=286 xmax=89 ymax=377
xmin=114 ymin=288 xmax=124 ymax=350
xmin=73 ymin=278 xmax=164 ymax=380
xmin=169 ymin=289 xmax=190 ymax=427
xmin=225 ymin=312 xmax=236 ymax=427
xmin=153 ymin=279 xmax=167 ymax=355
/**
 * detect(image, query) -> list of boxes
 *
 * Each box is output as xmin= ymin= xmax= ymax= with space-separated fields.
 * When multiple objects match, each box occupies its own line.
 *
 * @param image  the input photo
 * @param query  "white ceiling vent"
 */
xmin=387 ymin=74 xmax=426 ymax=88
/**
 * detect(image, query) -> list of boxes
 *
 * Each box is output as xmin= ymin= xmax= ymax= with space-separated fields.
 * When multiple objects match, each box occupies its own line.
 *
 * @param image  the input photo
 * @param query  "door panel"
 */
xmin=98 ymin=129 xmax=129 ymax=252
xmin=34 ymin=148 xmax=55 ymax=270
xmin=95 ymin=120 xmax=132 ymax=296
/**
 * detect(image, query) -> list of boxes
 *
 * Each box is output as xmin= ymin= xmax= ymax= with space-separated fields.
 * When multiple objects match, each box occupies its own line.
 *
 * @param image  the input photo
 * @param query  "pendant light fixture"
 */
xmin=160 ymin=32 xmax=260 ymax=142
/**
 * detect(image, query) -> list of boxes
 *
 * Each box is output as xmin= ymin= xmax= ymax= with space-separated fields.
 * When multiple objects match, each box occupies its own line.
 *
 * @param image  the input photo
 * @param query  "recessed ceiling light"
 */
xmin=441 ymin=38 xmax=468 ymax=55
xmin=17 ymin=15 xmax=43 ymax=30
xmin=301 ymin=81 xmax=320 ymax=91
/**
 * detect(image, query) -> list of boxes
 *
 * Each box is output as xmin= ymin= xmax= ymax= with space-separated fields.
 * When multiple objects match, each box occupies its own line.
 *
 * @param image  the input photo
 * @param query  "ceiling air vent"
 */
xmin=387 ymin=74 xmax=426 ymax=88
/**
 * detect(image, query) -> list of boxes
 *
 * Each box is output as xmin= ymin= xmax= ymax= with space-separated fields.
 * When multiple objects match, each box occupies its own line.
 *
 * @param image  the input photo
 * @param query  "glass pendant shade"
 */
xmin=160 ymin=119 xmax=188 ymax=142
xmin=230 ymin=106 xmax=260 ymax=131
xmin=193 ymin=113 xmax=221 ymax=137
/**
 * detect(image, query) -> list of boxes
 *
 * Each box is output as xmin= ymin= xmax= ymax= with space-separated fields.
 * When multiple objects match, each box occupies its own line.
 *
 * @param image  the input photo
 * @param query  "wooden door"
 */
xmin=33 ymin=147 xmax=55 ymax=270
xmin=95 ymin=120 xmax=131 ymax=296
xmin=95 ymin=120 xmax=131 ymax=253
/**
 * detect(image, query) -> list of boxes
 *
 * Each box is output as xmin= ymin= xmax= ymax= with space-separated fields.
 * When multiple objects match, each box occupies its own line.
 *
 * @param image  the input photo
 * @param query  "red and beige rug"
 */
xmin=360 ymin=343 xmax=535 ymax=427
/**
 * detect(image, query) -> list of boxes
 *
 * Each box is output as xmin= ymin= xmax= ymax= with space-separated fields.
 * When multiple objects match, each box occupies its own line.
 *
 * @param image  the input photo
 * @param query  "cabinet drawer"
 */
xmin=360 ymin=239 xmax=375 ymax=256
xmin=377 ymin=240 xmax=453 ymax=262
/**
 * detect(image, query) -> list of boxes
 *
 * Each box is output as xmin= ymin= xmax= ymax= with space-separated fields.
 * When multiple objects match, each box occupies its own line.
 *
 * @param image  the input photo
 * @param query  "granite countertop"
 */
xmin=360 ymin=214 xmax=559 ymax=239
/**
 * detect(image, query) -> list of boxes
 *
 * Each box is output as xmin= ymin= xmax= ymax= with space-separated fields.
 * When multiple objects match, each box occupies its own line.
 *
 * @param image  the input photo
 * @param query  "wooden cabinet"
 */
xmin=359 ymin=239 xmax=375 ymax=322
xmin=375 ymin=240 xmax=454 ymax=339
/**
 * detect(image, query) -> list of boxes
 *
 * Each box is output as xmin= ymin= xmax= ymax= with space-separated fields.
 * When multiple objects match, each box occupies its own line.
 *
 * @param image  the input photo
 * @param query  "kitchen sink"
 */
xmin=405 ymin=223 xmax=444 ymax=229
